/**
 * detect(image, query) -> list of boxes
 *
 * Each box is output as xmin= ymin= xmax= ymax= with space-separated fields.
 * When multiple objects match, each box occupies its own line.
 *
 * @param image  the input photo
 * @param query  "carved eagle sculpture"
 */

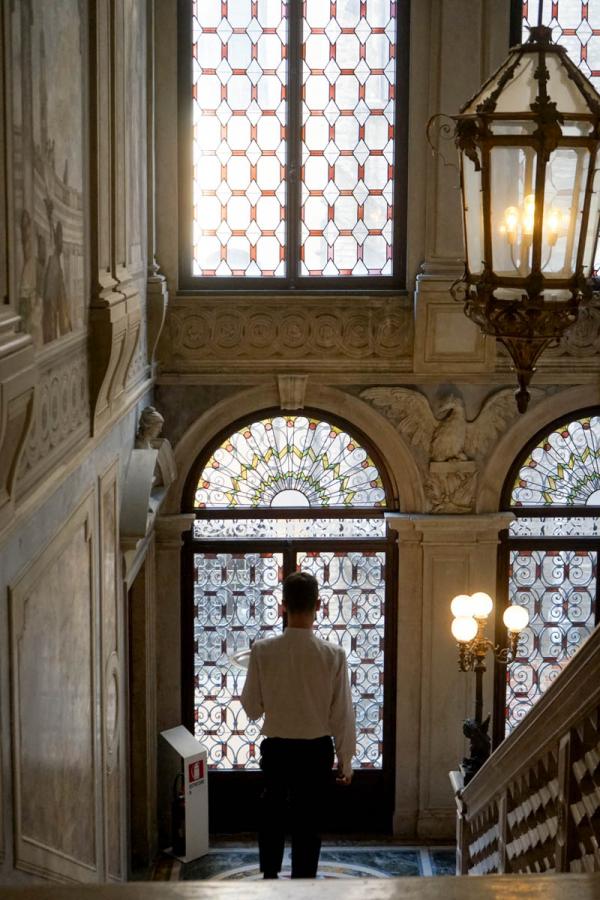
xmin=361 ymin=387 xmax=524 ymax=463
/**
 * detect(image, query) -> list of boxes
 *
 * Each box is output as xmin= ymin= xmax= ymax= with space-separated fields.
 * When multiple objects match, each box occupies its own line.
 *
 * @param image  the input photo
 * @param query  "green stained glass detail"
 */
xmin=195 ymin=415 xmax=386 ymax=508
xmin=511 ymin=415 xmax=600 ymax=507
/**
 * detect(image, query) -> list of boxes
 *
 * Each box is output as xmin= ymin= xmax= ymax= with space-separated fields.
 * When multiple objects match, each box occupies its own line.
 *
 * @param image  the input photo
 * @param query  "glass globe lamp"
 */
xmin=450 ymin=593 xmax=474 ymax=618
xmin=470 ymin=591 xmax=494 ymax=619
xmin=503 ymin=604 xmax=530 ymax=633
xmin=452 ymin=24 xmax=600 ymax=412
xmin=451 ymin=616 xmax=479 ymax=643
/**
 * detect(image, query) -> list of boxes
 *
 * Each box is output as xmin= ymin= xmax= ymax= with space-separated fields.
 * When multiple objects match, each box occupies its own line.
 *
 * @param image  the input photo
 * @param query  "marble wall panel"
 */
xmin=9 ymin=0 xmax=86 ymax=350
xmin=9 ymin=492 xmax=98 ymax=882
xmin=98 ymin=462 xmax=124 ymax=881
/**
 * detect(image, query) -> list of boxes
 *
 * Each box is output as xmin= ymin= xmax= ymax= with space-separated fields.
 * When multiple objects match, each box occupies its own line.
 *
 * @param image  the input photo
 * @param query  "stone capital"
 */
xmin=385 ymin=512 xmax=514 ymax=544
xmin=155 ymin=513 xmax=195 ymax=546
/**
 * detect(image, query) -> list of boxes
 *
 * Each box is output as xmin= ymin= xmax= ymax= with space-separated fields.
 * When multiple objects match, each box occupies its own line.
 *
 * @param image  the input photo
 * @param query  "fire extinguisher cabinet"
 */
xmin=161 ymin=725 xmax=209 ymax=862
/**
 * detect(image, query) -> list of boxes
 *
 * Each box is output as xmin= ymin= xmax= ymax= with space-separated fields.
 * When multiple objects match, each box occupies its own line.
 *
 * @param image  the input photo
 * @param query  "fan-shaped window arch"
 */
xmin=183 ymin=410 xmax=396 ymax=830
xmin=498 ymin=411 xmax=600 ymax=740
xmin=192 ymin=413 xmax=387 ymax=510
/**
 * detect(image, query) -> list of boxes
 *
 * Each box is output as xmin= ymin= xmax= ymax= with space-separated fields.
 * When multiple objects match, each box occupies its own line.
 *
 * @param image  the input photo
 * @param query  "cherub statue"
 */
xmin=135 ymin=406 xmax=177 ymax=488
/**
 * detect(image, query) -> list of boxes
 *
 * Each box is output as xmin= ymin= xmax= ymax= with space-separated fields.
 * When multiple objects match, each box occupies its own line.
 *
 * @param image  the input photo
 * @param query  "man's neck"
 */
xmin=286 ymin=615 xmax=315 ymax=630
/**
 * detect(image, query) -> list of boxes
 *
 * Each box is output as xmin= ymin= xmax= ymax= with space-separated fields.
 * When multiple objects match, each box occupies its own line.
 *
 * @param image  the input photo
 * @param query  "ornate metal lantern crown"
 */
xmin=452 ymin=23 xmax=600 ymax=411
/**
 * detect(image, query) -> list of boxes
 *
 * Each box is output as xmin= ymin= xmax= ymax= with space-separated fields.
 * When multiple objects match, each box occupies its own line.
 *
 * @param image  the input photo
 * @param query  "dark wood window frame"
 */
xmin=180 ymin=407 xmax=400 ymax=832
xmin=492 ymin=406 xmax=600 ymax=749
xmin=177 ymin=0 xmax=410 ymax=293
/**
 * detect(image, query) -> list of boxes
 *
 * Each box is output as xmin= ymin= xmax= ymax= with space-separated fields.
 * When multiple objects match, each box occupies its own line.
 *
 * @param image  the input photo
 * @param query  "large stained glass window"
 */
xmin=194 ymin=415 xmax=386 ymax=508
xmin=503 ymin=413 xmax=600 ymax=735
xmin=188 ymin=413 xmax=393 ymax=773
xmin=188 ymin=0 xmax=403 ymax=283
xmin=518 ymin=2 xmax=600 ymax=271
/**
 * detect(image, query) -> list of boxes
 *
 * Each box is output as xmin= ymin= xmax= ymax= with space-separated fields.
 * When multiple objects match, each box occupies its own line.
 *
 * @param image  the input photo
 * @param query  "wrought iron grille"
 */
xmin=502 ymin=412 xmax=600 ymax=738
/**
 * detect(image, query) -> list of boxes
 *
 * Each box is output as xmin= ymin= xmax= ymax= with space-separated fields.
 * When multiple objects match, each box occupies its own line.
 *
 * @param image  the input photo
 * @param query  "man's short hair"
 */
xmin=282 ymin=571 xmax=319 ymax=615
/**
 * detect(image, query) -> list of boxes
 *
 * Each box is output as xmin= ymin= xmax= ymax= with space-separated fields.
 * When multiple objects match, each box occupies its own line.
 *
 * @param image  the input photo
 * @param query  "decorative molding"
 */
xmin=362 ymin=386 xmax=531 ymax=513
xmin=277 ymin=374 xmax=308 ymax=410
xmin=98 ymin=460 xmax=125 ymax=881
xmin=89 ymin=289 xmax=142 ymax=434
xmin=146 ymin=272 xmax=168 ymax=370
xmin=413 ymin=276 xmax=495 ymax=374
xmin=0 ymin=328 xmax=35 ymax=528
xmin=16 ymin=339 xmax=89 ymax=497
xmin=161 ymin=293 xmax=413 ymax=373
xmin=9 ymin=492 xmax=98 ymax=883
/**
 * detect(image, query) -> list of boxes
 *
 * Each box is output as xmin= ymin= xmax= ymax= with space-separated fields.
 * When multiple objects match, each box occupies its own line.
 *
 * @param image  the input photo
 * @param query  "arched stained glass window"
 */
xmin=194 ymin=414 xmax=387 ymax=508
xmin=502 ymin=413 xmax=600 ymax=737
xmin=511 ymin=415 xmax=600 ymax=508
xmin=186 ymin=412 xmax=394 ymax=786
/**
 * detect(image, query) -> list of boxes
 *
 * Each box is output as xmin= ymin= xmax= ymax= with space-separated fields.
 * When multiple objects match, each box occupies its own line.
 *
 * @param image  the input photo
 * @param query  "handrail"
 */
xmin=454 ymin=623 xmax=600 ymax=875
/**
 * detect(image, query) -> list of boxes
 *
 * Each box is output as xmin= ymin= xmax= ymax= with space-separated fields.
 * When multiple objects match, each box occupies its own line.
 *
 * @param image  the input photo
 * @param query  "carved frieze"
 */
xmin=361 ymin=386 xmax=535 ymax=513
xmin=0 ymin=326 xmax=35 ymax=528
xmin=161 ymin=294 xmax=413 ymax=372
xmin=16 ymin=341 xmax=89 ymax=494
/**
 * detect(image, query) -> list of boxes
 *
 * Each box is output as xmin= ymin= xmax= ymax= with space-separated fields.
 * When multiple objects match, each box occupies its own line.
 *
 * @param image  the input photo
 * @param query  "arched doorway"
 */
xmin=494 ymin=410 xmax=600 ymax=745
xmin=181 ymin=411 xmax=398 ymax=833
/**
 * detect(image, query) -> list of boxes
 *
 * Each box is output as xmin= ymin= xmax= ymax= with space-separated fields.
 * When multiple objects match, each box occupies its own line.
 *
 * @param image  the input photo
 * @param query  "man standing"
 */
xmin=241 ymin=571 xmax=355 ymax=880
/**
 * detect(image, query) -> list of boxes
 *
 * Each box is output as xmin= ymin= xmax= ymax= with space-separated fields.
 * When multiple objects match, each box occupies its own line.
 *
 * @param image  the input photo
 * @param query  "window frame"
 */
xmin=177 ymin=0 xmax=410 ymax=293
xmin=493 ymin=407 xmax=600 ymax=748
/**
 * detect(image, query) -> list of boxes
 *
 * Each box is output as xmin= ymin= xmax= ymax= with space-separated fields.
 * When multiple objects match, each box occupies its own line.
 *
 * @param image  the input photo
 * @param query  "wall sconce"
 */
xmin=450 ymin=592 xmax=529 ymax=783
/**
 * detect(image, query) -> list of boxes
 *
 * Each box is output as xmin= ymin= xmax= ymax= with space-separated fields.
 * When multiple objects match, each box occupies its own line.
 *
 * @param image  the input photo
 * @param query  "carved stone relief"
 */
xmin=9 ymin=493 xmax=98 ymax=882
xmin=361 ymin=386 xmax=536 ymax=513
xmin=162 ymin=294 xmax=413 ymax=372
xmin=16 ymin=342 xmax=89 ymax=494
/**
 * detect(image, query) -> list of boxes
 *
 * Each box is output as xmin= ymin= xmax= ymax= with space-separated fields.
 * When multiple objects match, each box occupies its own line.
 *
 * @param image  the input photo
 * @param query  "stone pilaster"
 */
xmin=387 ymin=512 xmax=514 ymax=839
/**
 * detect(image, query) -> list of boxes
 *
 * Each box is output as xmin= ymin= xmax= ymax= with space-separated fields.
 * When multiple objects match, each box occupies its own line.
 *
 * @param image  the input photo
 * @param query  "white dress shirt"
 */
xmin=240 ymin=627 xmax=356 ymax=778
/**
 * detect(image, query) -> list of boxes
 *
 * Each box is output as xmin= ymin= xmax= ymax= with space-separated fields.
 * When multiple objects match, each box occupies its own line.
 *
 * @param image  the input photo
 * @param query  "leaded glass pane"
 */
xmin=299 ymin=550 xmax=386 ymax=768
xmin=193 ymin=552 xmax=283 ymax=768
xmin=192 ymin=1 xmax=287 ymax=276
xmin=194 ymin=415 xmax=386 ymax=508
xmin=505 ymin=548 xmax=597 ymax=734
xmin=193 ymin=516 xmax=387 ymax=539
xmin=300 ymin=0 xmax=396 ymax=276
xmin=193 ymin=548 xmax=388 ymax=770
xmin=510 ymin=415 xmax=600 ymax=507
xmin=509 ymin=516 xmax=600 ymax=537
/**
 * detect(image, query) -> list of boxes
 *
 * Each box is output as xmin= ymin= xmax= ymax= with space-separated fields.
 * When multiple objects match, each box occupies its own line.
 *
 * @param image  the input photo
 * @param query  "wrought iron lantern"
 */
xmin=452 ymin=20 xmax=600 ymax=412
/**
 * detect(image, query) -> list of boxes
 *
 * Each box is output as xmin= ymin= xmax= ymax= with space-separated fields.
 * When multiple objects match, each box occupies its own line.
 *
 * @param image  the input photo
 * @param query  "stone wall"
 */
xmin=0 ymin=0 xmax=154 ymax=883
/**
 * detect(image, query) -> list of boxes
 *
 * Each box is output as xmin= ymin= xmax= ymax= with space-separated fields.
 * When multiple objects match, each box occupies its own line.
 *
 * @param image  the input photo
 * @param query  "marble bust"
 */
xmin=135 ymin=406 xmax=177 ymax=489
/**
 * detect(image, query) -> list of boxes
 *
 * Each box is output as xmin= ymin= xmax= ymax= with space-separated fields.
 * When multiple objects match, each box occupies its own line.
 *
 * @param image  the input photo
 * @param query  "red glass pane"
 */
xmin=192 ymin=1 xmax=287 ymax=276
xmin=300 ymin=1 xmax=397 ymax=276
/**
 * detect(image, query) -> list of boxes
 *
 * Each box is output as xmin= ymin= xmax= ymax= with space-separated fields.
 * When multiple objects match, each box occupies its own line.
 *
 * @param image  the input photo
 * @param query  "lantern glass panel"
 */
xmin=490 ymin=145 xmax=537 ymax=277
xmin=493 ymin=54 xmax=538 ymax=113
xmin=582 ymin=165 xmax=600 ymax=276
xmin=541 ymin=147 xmax=589 ymax=276
xmin=544 ymin=53 xmax=596 ymax=114
xmin=461 ymin=152 xmax=484 ymax=275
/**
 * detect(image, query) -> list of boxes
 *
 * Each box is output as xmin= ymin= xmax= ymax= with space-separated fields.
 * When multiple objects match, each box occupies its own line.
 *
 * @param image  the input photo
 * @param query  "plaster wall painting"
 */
xmin=11 ymin=0 xmax=85 ymax=351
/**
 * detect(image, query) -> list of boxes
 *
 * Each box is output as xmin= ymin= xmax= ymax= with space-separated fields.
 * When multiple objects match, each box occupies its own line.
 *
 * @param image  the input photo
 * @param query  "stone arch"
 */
xmin=476 ymin=385 xmax=600 ymax=513
xmin=165 ymin=383 xmax=426 ymax=514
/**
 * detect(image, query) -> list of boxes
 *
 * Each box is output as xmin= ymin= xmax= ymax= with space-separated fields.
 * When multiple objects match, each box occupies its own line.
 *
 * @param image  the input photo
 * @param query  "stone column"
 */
xmin=409 ymin=0 xmax=510 ymax=374
xmin=154 ymin=513 xmax=194 ymax=844
xmin=387 ymin=512 xmax=513 ymax=839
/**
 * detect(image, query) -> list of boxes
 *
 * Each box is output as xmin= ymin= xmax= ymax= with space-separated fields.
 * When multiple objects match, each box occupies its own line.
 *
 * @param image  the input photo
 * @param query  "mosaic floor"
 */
xmin=154 ymin=845 xmax=456 ymax=881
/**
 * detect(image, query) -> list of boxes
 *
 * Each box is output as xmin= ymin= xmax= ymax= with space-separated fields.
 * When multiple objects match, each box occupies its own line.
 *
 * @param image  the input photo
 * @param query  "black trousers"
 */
xmin=258 ymin=735 xmax=334 ymax=879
